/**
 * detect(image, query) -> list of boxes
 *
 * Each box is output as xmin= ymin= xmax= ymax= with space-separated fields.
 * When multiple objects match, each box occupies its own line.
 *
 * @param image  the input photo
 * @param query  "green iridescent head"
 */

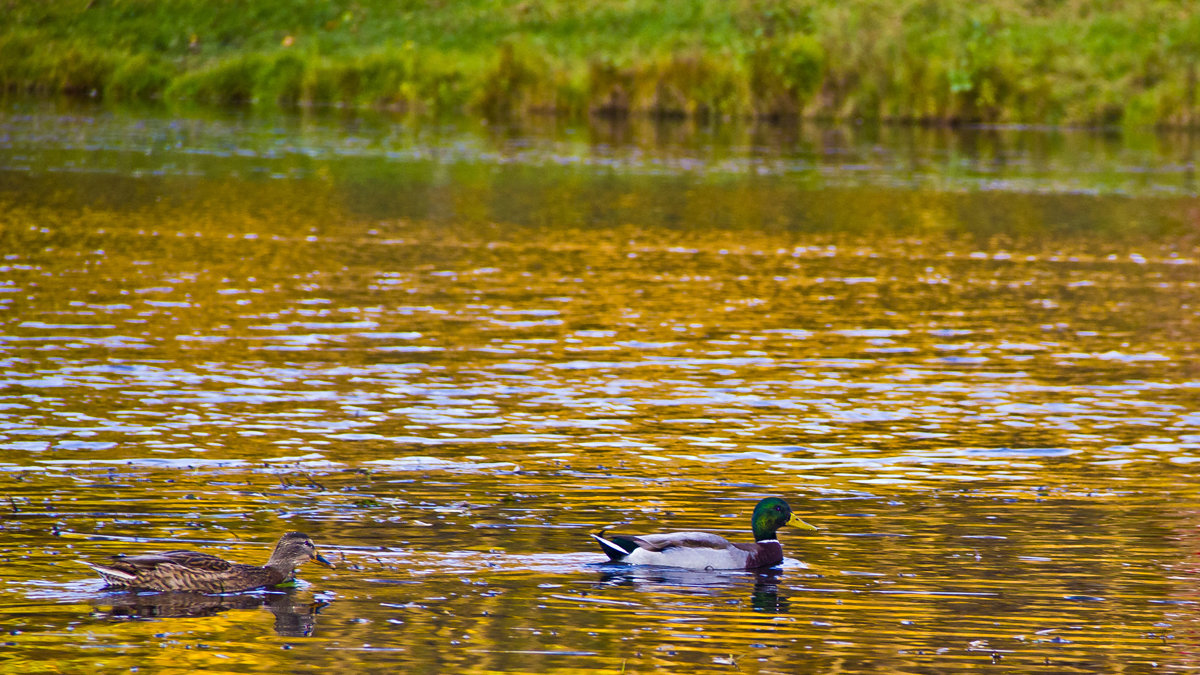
xmin=751 ymin=497 xmax=818 ymax=541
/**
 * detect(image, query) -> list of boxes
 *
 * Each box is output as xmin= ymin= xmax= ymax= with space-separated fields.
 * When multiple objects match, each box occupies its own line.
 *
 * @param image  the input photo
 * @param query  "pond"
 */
xmin=1 ymin=100 xmax=1199 ymax=673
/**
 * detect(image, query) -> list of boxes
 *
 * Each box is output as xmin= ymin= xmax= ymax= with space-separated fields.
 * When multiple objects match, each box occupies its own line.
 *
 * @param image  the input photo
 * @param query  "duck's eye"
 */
xmin=774 ymin=505 xmax=782 ymax=512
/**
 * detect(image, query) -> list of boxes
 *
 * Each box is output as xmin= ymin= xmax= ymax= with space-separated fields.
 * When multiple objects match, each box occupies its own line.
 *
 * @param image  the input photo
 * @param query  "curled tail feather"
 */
xmin=591 ymin=534 xmax=637 ymax=561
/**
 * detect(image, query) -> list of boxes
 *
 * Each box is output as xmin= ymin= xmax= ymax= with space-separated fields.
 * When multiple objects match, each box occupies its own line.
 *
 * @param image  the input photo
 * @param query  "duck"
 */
xmin=591 ymin=497 xmax=817 ymax=570
xmin=80 ymin=532 xmax=335 ymax=593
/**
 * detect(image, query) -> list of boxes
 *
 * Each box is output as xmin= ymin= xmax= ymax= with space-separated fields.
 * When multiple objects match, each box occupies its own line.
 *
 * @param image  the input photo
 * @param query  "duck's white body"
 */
xmin=592 ymin=532 xmax=783 ymax=570
xmin=590 ymin=497 xmax=815 ymax=571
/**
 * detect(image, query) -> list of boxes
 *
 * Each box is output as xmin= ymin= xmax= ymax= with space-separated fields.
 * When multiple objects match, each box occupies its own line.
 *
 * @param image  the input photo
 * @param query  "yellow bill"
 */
xmin=786 ymin=513 xmax=820 ymax=531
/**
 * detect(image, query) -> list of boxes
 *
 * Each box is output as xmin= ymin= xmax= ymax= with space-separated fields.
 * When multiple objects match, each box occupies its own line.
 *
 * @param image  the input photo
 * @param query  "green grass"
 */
xmin=2 ymin=0 xmax=1198 ymax=126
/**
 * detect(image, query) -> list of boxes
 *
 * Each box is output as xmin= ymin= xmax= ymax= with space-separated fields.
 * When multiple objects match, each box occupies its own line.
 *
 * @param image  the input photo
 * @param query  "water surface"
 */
xmin=1 ymin=101 xmax=1199 ymax=673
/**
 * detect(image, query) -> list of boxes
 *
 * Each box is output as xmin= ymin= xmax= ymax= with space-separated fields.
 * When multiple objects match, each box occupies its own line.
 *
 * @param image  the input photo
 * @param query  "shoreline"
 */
xmin=3 ymin=0 xmax=1199 ymax=128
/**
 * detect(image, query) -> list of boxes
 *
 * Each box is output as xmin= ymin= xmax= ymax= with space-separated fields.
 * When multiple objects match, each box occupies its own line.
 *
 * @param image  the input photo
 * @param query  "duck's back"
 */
xmin=634 ymin=532 xmax=733 ymax=550
xmin=87 ymin=550 xmax=279 ymax=592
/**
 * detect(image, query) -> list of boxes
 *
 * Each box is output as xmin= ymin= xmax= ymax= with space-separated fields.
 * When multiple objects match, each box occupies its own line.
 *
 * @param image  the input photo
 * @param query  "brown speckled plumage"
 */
xmin=81 ymin=532 xmax=335 ymax=593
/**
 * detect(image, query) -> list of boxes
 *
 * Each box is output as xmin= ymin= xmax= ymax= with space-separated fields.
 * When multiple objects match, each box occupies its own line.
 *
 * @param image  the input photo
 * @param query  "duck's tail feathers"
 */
xmin=591 ymin=534 xmax=634 ymax=561
xmin=77 ymin=560 xmax=136 ymax=583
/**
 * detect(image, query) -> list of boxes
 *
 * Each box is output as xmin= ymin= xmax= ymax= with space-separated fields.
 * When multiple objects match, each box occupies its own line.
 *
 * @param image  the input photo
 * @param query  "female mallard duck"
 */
xmin=80 ymin=532 xmax=335 ymax=593
xmin=591 ymin=497 xmax=817 ymax=570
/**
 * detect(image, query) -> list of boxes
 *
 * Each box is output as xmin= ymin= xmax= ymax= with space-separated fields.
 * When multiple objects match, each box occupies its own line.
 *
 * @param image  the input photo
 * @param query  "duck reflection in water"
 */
xmin=91 ymin=589 xmax=330 ymax=637
xmin=595 ymin=565 xmax=791 ymax=614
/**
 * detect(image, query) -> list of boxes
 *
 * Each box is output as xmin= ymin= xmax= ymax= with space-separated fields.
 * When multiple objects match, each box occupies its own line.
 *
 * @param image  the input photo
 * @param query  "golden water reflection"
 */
xmin=0 ymin=110 xmax=1199 ymax=672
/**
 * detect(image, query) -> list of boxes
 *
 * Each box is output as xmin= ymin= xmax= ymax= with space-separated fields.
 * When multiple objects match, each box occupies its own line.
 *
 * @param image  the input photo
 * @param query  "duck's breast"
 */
xmin=737 ymin=540 xmax=783 ymax=568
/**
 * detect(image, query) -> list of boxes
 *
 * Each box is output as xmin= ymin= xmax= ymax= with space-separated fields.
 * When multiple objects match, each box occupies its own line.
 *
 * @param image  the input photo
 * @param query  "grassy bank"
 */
xmin=2 ymin=0 xmax=1199 ymax=127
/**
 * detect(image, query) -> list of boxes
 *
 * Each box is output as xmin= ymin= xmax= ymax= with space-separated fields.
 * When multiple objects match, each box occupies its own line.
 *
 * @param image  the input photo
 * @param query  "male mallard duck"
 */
xmin=591 ymin=497 xmax=817 ymax=570
xmin=80 ymin=532 xmax=335 ymax=593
